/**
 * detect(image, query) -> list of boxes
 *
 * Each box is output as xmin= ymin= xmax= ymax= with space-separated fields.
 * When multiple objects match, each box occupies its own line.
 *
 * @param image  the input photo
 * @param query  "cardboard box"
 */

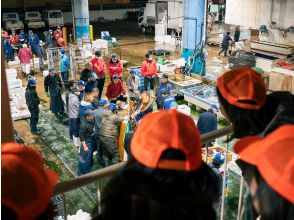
xmin=202 ymin=146 xmax=233 ymax=164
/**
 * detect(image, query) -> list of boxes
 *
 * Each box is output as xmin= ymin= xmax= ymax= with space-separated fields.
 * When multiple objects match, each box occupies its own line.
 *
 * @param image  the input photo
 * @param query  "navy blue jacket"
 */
xmin=221 ymin=34 xmax=232 ymax=49
xmin=197 ymin=109 xmax=217 ymax=134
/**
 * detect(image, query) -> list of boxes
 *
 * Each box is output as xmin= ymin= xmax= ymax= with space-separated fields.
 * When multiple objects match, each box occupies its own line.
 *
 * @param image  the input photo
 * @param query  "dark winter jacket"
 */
xmin=92 ymin=97 xmax=99 ymax=109
xmin=79 ymin=101 xmax=95 ymax=120
xmin=80 ymin=68 xmax=92 ymax=83
xmin=197 ymin=109 xmax=217 ymax=134
xmin=79 ymin=120 xmax=94 ymax=142
xmin=100 ymin=110 xmax=124 ymax=138
xmin=261 ymin=91 xmax=294 ymax=136
xmin=93 ymin=108 xmax=104 ymax=135
xmin=25 ymin=87 xmax=40 ymax=108
xmin=221 ymin=34 xmax=232 ymax=49
xmin=85 ymin=80 xmax=98 ymax=93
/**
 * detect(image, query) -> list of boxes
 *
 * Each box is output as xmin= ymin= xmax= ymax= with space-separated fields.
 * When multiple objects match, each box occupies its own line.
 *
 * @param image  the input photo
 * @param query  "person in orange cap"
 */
xmin=217 ymin=67 xmax=294 ymax=138
xmin=234 ymin=125 xmax=294 ymax=220
xmin=95 ymin=110 xmax=220 ymax=219
xmin=1 ymin=142 xmax=59 ymax=220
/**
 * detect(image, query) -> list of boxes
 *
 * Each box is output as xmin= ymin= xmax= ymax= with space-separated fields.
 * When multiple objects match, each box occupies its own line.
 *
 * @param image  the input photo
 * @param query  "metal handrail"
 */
xmin=53 ymin=126 xmax=233 ymax=196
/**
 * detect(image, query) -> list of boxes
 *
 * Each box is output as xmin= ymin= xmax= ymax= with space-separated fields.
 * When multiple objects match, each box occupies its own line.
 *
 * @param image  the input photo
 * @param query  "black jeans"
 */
xmin=219 ymin=47 xmax=228 ymax=56
xmin=144 ymin=77 xmax=155 ymax=91
xmin=28 ymin=105 xmax=40 ymax=132
xmin=110 ymin=95 xmax=127 ymax=104
xmin=96 ymin=77 xmax=105 ymax=100
xmin=61 ymin=71 xmax=69 ymax=82
xmin=69 ymin=118 xmax=80 ymax=138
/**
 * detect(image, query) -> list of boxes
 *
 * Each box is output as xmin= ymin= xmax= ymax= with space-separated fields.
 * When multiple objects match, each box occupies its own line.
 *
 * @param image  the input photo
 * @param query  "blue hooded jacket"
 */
xmin=59 ymin=54 xmax=70 ymax=72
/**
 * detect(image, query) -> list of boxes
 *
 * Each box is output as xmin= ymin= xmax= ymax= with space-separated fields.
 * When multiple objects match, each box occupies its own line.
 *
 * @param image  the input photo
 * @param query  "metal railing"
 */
xmin=53 ymin=126 xmax=246 ymax=220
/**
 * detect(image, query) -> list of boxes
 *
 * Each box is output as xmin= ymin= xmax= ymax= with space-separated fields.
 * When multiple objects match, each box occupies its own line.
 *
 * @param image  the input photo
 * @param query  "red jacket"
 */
xmin=57 ymin=37 xmax=65 ymax=47
xmin=54 ymin=30 xmax=63 ymax=40
xmin=2 ymin=31 xmax=8 ymax=38
xmin=106 ymin=80 xmax=126 ymax=99
xmin=18 ymin=47 xmax=32 ymax=64
xmin=108 ymin=60 xmax=123 ymax=78
xmin=10 ymin=34 xmax=19 ymax=45
xmin=91 ymin=57 xmax=106 ymax=77
xmin=141 ymin=60 xmax=157 ymax=77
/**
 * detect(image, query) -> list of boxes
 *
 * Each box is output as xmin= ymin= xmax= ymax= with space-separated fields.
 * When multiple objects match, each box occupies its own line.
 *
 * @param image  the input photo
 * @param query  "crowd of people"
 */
xmin=2 ymin=26 xmax=66 ymax=76
xmin=3 ymin=35 xmax=294 ymax=219
xmin=24 ymin=47 xmax=179 ymax=176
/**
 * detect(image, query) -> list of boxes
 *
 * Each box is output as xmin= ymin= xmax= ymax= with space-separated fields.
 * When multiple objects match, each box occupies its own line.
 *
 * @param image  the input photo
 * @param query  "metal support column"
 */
xmin=182 ymin=0 xmax=206 ymax=75
xmin=72 ymin=0 xmax=90 ymax=40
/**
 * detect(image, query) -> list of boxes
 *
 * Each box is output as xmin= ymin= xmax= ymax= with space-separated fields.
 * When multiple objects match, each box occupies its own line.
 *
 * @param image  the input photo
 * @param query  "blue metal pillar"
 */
xmin=72 ymin=0 xmax=90 ymax=39
xmin=182 ymin=0 xmax=205 ymax=75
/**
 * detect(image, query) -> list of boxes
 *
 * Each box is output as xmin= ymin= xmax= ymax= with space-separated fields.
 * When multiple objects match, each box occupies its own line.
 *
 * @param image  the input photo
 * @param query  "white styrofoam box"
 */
xmin=155 ymin=23 xmax=167 ymax=38
xmin=10 ymin=105 xmax=31 ymax=121
xmin=6 ymin=68 xmax=17 ymax=80
xmin=256 ymin=57 xmax=273 ymax=72
xmin=111 ymin=37 xmax=116 ymax=43
xmin=272 ymin=67 xmax=294 ymax=77
xmin=177 ymin=104 xmax=191 ymax=116
xmin=8 ymin=60 xmax=20 ymax=65
xmin=43 ymin=70 xmax=49 ymax=77
xmin=7 ymin=79 xmax=22 ymax=89
xmin=171 ymin=58 xmax=186 ymax=67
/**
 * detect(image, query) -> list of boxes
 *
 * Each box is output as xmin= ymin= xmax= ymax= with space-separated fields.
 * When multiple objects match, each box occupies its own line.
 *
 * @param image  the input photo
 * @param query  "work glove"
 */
xmin=46 ymin=92 xmax=50 ymax=97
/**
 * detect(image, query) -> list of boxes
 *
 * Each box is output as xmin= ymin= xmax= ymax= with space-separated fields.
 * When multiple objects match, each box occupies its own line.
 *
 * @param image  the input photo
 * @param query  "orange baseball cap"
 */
xmin=131 ymin=110 xmax=202 ymax=171
xmin=217 ymin=67 xmax=266 ymax=110
xmin=234 ymin=125 xmax=294 ymax=203
xmin=2 ymin=143 xmax=59 ymax=220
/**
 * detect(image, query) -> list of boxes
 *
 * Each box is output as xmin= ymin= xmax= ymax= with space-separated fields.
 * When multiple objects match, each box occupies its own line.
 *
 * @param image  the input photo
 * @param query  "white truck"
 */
xmin=25 ymin=11 xmax=45 ymax=29
xmin=3 ymin=13 xmax=24 ymax=30
xmin=43 ymin=10 xmax=64 ymax=28
xmin=138 ymin=0 xmax=183 ymax=34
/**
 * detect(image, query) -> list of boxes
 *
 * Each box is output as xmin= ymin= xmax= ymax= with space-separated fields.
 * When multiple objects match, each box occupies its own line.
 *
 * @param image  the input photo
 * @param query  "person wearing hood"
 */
xmin=46 ymin=29 xmax=53 ymax=49
xmin=156 ymin=73 xmax=173 ymax=110
xmin=126 ymin=69 xmax=140 ymax=101
xmin=78 ymin=109 xmax=95 ymax=176
xmin=59 ymin=48 xmax=70 ymax=82
xmin=18 ymin=44 xmax=32 ymax=78
xmin=44 ymin=68 xmax=64 ymax=117
xmin=91 ymin=51 xmax=106 ymax=99
xmin=85 ymin=72 xmax=98 ymax=93
xmin=79 ymin=93 xmax=95 ymax=123
xmin=68 ymin=86 xmax=81 ymax=147
xmin=4 ymin=36 xmax=13 ymax=62
xmin=25 ymin=79 xmax=41 ymax=134
xmin=106 ymin=74 xmax=127 ymax=107
xmin=19 ymin=29 xmax=28 ymax=46
xmin=141 ymin=53 xmax=157 ymax=94
xmin=80 ymin=62 xmax=92 ymax=83
xmin=100 ymin=103 xmax=123 ymax=167
xmin=108 ymin=54 xmax=123 ymax=80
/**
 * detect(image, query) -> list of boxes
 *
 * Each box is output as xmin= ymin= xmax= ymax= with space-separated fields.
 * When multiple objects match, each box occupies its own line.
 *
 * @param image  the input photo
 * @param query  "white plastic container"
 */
xmin=177 ymin=104 xmax=191 ymax=116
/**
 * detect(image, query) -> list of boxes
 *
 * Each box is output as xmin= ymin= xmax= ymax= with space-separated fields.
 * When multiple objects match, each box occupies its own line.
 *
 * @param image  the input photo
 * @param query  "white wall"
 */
xmin=225 ymin=0 xmax=294 ymax=28
xmin=64 ymin=9 xmax=130 ymax=24
xmin=225 ymin=0 xmax=294 ymax=43
xmin=225 ymin=0 xmax=261 ymax=27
